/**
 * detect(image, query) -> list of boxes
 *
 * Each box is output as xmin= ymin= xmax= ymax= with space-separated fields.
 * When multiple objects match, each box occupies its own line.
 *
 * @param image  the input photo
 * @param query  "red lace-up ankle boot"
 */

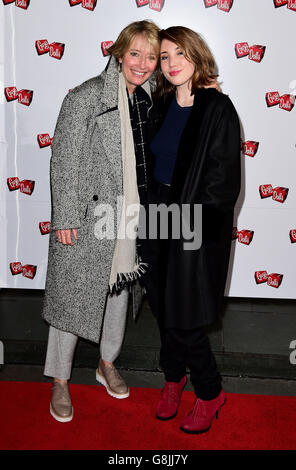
xmin=156 ymin=376 xmax=187 ymax=420
xmin=180 ymin=389 xmax=226 ymax=434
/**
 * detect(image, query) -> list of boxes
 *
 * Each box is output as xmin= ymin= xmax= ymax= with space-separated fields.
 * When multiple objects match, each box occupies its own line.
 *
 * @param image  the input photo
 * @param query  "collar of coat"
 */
xmin=100 ymin=55 xmax=153 ymax=111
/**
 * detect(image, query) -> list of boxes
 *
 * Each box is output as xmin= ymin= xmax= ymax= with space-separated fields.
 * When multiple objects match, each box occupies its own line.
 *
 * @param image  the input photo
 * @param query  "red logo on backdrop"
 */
xmin=3 ymin=0 xmax=30 ymax=8
xmin=274 ymin=0 xmax=288 ymax=6
xmin=265 ymin=91 xmax=280 ymax=107
xmin=36 ymin=40 xmax=65 ymax=60
xmin=49 ymin=43 xmax=65 ymax=60
xmin=266 ymin=91 xmax=294 ymax=111
xmin=279 ymin=94 xmax=295 ymax=111
xmin=68 ymin=0 xmax=97 ymax=10
xmin=10 ymin=263 xmax=37 ymax=279
xmin=15 ymin=0 xmax=29 ymax=8
xmin=135 ymin=0 xmax=165 ymax=11
xmin=289 ymin=229 xmax=296 ymax=243
xmin=7 ymin=178 xmax=35 ymax=195
xmin=259 ymin=184 xmax=273 ymax=198
xmin=255 ymin=271 xmax=283 ymax=288
xmin=204 ymin=0 xmax=233 ymax=12
xmin=242 ymin=140 xmax=259 ymax=158
xmin=5 ymin=87 xmax=33 ymax=106
xmin=204 ymin=0 xmax=218 ymax=7
xmin=20 ymin=180 xmax=35 ymax=196
xmin=4 ymin=87 xmax=18 ymax=102
xmin=274 ymin=0 xmax=296 ymax=11
xmin=267 ymin=273 xmax=283 ymax=288
xmin=232 ymin=229 xmax=254 ymax=245
xmin=149 ymin=0 xmax=165 ymax=11
xmin=18 ymin=89 xmax=34 ymax=106
xmin=248 ymin=45 xmax=266 ymax=63
xmin=235 ymin=42 xmax=249 ymax=58
xmin=10 ymin=262 xmax=23 ymax=275
xmin=35 ymin=40 xmax=50 ymax=55
xmin=39 ymin=222 xmax=51 ymax=235
xmin=217 ymin=0 xmax=233 ymax=12
xmin=7 ymin=177 xmax=20 ymax=191
xmin=22 ymin=265 xmax=37 ymax=279
xmin=272 ymin=187 xmax=289 ymax=203
xmin=288 ymin=0 xmax=296 ymax=11
xmin=82 ymin=0 xmax=97 ymax=11
xmin=235 ymin=43 xmax=265 ymax=62
xmin=101 ymin=41 xmax=114 ymax=57
xmin=37 ymin=134 xmax=53 ymax=148
xmin=259 ymin=185 xmax=289 ymax=203
xmin=254 ymin=270 xmax=268 ymax=284
xmin=136 ymin=0 xmax=149 ymax=6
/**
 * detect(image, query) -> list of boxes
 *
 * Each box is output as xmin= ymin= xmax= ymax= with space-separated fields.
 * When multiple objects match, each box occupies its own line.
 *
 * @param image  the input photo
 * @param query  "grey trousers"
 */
xmin=44 ymin=288 xmax=129 ymax=380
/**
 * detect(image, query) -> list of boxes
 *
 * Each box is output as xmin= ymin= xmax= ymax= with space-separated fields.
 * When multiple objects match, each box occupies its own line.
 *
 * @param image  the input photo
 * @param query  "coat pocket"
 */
xmin=84 ymin=204 xmax=89 ymax=220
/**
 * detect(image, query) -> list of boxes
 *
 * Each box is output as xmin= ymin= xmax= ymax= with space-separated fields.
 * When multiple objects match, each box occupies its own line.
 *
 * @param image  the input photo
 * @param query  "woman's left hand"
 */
xmin=55 ymin=228 xmax=78 ymax=246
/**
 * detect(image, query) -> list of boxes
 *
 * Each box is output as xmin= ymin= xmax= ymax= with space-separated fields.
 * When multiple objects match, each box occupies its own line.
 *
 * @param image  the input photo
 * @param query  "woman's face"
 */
xmin=119 ymin=33 xmax=158 ymax=95
xmin=160 ymin=39 xmax=195 ymax=91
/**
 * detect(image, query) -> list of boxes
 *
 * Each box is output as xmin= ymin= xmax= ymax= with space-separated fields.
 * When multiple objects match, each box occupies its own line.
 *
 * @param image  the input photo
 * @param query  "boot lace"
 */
xmin=192 ymin=398 xmax=207 ymax=418
xmin=162 ymin=382 xmax=180 ymax=404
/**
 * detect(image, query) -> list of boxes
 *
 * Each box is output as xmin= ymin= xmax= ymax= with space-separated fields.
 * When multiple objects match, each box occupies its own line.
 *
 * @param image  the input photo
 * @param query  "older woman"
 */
xmin=42 ymin=20 xmax=160 ymax=422
xmin=149 ymin=26 xmax=241 ymax=434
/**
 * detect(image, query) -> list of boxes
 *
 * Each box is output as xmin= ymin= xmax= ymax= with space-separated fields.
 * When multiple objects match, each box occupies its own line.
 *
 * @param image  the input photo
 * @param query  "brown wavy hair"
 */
xmin=154 ymin=26 xmax=218 ymax=100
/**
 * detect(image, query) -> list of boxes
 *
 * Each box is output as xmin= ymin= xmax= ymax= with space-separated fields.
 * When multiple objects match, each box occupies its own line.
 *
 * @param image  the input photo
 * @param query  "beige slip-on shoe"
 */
xmin=96 ymin=361 xmax=129 ymax=399
xmin=50 ymin=382 xmax=73 ymax=423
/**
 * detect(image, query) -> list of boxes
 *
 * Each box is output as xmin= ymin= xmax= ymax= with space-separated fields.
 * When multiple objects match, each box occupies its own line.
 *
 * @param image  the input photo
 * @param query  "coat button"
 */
xmin=93 ymin=195 xmax=98 ymax=201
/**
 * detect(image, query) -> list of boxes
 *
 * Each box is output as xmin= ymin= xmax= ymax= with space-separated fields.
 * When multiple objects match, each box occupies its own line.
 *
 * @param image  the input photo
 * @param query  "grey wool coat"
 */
xmin=42 ymin=56 xmax=143 ymax=343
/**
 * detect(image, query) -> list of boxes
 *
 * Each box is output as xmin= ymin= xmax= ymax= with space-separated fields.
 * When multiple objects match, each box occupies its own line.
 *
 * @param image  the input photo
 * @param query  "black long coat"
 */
xmin=154 ymin=88 xmax=241 ymax=329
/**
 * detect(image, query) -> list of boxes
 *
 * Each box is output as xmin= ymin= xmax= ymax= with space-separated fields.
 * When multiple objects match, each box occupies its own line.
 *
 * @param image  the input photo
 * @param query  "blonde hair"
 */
xmin=108 ymin=20 xmax=160 ymax=59
xmin=154 ymin=26 xmax=218 ymax=99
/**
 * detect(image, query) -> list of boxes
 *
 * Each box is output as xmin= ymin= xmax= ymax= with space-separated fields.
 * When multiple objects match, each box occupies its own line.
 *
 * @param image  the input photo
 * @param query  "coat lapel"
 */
xmin=95 ymin=109 xmax=122 ymax=190
xmin=95 ymin=56 xmax=123 ymax=191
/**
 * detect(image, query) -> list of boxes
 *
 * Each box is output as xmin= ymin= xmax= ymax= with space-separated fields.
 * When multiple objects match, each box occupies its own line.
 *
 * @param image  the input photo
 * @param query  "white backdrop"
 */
xmin=1 ymin=0 xmax=295 ymax=298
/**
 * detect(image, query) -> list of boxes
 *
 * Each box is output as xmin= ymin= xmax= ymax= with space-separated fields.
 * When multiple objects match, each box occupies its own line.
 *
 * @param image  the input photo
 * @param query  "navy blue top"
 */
xmin=151 ymin=96 xmax=193 ymax=185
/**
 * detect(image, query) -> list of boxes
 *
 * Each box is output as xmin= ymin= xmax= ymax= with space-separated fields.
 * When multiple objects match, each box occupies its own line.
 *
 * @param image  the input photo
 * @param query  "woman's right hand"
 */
xmin=55 ymin=229 xmax=78 ymax=246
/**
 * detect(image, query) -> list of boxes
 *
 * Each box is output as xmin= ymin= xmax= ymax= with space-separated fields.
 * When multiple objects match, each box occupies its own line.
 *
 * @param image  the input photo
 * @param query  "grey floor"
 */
xmin=1 ymin=363 xmax=296 ymax=397
xmin=1 ymin=291 xmax=296 ymax=398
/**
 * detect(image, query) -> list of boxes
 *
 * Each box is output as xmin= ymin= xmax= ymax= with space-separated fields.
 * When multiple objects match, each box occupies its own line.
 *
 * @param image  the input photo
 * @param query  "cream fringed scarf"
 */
xmin=108 ymin=72 xmax=147 ymax=292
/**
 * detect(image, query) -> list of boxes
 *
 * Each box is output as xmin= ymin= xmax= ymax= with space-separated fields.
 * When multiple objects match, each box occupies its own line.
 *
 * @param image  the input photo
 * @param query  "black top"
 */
xmin=128 ymin=85 xmax=153 ymax=205
xmin=150 ymin=96 xmax=193 ymax=185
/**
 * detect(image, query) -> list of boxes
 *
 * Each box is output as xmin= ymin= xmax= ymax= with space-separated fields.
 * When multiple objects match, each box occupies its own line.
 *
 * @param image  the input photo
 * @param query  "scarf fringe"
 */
xmin=108 ymin=262 xmax=148 ymax=295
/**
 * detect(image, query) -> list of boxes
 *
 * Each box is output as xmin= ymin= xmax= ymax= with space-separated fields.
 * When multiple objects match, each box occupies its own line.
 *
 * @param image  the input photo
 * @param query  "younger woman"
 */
xmin=149 ymin=26 xmax=241 ymax=434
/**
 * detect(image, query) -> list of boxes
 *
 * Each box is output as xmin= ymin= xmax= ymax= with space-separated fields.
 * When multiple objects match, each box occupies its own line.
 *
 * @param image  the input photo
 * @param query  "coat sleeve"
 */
xmin=50 ymin=90 xmax=88 ymax=230
xmin=200 ymin=97 xmax=241 ymax=212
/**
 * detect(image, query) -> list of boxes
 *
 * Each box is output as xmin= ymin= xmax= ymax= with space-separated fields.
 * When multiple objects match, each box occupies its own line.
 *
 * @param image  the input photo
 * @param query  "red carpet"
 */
xmin=0 ymin=381 xmax=295 ymax=450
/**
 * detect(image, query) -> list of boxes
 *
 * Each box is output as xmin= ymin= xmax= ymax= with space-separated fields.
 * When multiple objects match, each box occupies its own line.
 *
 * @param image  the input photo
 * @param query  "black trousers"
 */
xmin=140 ymin=181 xmax=222 ymax=401
xmin=138 ymin=182 xmax=169 ymax=319
xmin=159 ymin=327 xmax=222 ymax=400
